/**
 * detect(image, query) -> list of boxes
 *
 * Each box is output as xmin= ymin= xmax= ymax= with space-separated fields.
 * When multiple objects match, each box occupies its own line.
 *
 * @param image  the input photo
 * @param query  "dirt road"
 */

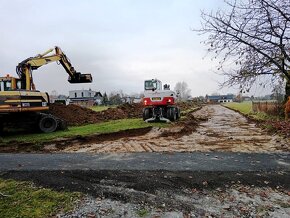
xmin=63 ymin=105 xmax=288 ymax=153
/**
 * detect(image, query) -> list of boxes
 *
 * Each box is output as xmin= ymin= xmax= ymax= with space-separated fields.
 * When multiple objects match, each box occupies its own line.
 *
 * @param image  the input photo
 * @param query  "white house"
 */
xmin=69 ymin=89 xmax=102 ymax=107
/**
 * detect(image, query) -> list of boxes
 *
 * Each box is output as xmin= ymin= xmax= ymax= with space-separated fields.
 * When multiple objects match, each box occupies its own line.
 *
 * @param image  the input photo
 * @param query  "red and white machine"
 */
xmin=143 ymin=79 xmax=180 ymax=122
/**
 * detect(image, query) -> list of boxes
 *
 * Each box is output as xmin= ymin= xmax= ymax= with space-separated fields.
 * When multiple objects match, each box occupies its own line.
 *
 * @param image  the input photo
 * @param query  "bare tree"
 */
xmin=196 ymin=0 xmax=290 ymax=99
xmin=272 ymin=83 xmax=285 ymax=102
xmin=174 ymin=81 xmax=191 ymax=100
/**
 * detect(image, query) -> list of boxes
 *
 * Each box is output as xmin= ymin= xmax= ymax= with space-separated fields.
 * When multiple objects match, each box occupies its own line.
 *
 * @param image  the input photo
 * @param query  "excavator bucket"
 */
xmin=68 ymin=72 xmax=93 ymax=83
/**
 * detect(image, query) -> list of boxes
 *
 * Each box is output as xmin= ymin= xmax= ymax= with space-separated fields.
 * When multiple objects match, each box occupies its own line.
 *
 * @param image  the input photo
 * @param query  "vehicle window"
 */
xmin=4 ymin=81 xmax=12 ymax=91
xmin=16 ymin=80 xmax=22 ymax=89
xmin=145 ymin=81 xmax=157 ymax=90
xmin=0 ymin=81 xmax=4 ymax=91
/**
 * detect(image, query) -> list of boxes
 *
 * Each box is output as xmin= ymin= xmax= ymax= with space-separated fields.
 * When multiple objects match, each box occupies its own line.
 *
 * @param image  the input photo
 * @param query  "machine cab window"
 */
xmin=144 ymin=80 xmax=162 ymax=91
xmin=16 ymin=80 xmax=23 ymax=89
xmin=0 ymin=80 xmax=12 ymax=91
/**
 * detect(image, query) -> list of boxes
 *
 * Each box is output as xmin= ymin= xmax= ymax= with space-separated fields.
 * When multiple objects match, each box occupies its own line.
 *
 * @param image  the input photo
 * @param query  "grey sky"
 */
xmin=0 ymin=0 xmax=266 ymax=96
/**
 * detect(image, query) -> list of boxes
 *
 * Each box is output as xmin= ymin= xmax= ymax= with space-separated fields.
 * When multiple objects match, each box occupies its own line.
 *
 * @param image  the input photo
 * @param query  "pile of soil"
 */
xmin=49 ymin=103 xmax=143 ymax=126
xmin=160 ymin=113 xmax=206 ymax=138
xmin=176 ymin=101 xmax=200 ymax=111
xmin=49 ymin=102 xmax=197 ymax=126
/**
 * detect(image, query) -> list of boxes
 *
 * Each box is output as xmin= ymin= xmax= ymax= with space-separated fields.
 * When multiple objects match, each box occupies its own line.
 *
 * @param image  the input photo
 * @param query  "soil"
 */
xmin=1 ymin=104 xmax=289 ymax=216
xmin=48 ymin=102 xmax=196 ymax=126
xmin=1 ymin=104 xmax=288 ymax=153
xmin=49 ymin=103 xmax=144 ymax=126
xmin=2 ymin=170 xmax=290 ymax=217
xmin=60 ymin=105 xmax=289 ymax=153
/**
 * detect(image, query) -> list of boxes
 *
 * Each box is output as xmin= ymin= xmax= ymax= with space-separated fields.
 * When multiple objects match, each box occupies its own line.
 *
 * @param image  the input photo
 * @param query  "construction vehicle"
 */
xmin=142 ymin=79 xmax=180 ymax=122
xmin=0 ymin=46 xmax=92 ymax=133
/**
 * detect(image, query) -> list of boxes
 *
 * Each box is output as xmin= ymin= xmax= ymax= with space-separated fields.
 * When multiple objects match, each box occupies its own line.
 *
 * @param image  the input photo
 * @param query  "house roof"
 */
xmin=207 ymin=94 xmax=234 ymax=100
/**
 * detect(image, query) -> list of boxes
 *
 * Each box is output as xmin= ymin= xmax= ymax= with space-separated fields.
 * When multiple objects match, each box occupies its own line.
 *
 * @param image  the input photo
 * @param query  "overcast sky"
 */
xmin=0 ymin=0 xmax=270 ymax=96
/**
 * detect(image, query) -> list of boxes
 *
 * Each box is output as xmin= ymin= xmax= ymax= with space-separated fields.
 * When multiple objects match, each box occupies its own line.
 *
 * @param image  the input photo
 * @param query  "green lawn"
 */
xmin=0 ymin=179 xmax=80 ymax=218
xmin=224 ymin=101 xmax=253 ymax=115
xmin=1 ymin=118 xmax=166 ymax=144
xmin=224 ymin=101 xmax=276 ymax=120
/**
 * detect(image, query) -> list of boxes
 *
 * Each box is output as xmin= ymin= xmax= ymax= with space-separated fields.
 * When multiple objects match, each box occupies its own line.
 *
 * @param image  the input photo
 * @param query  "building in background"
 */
xmin=69 ymin=89 xmax=102 ymax=107
xmin=206 ymin=94 xmax=235 ymax=103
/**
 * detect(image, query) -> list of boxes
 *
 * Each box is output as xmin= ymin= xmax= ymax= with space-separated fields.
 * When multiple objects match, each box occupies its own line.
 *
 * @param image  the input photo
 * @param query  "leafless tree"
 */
xmin=196 ymin=0 xmax=290 ymax=99
xmin=174 ymin=81 xmax=191 ymax=100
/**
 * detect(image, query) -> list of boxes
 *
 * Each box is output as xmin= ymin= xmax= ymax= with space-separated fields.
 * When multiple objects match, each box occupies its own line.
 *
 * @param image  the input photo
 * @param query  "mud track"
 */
xmin=60 ymin=105 xmax=289 ymax=153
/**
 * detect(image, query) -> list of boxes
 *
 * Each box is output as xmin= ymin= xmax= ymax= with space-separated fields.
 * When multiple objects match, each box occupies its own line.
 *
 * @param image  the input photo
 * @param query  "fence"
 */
xmin=252 ymin=101 xmax=282 ymax=115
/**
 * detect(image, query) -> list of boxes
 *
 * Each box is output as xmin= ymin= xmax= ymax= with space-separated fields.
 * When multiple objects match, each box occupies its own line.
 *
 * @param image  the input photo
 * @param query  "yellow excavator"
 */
xmin=0 ymin=46 xmax=92 ymax=133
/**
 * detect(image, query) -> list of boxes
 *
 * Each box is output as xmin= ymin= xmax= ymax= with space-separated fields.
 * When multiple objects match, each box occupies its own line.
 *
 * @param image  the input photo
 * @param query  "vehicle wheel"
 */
xmin=143 ymin=108 xmax=151 ymax=121
xmin=167 ymin=107 xmax=176 ymax=121
xmin=58 ymin=119 xmax=68 ymax=130
xmin=39 ymin=115 xmax=58 ymax=133
xmin=176 ymin=107 xmax=181 ymax=119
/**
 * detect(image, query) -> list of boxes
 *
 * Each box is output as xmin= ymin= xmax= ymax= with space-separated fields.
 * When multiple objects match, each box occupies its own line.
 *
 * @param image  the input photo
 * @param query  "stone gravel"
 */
xmin=57 ymin=185 xmax=290 ymax=218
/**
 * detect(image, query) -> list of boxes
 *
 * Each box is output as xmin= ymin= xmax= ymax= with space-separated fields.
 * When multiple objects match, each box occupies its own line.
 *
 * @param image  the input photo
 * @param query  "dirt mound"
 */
xmin=160 ymin=113 xmax=206 ymax=138
xmin=49 ymin=104 xmax=100 ymax=126
xmin=176 ymin=102 xmax=199 ymax=111
xmin=117 ymin=103 xmax=143 ymax=118
xmin=49 ymin=102 xmax=197 ymax=126
xmin=49 ymin=103 xmax=143 ymax=126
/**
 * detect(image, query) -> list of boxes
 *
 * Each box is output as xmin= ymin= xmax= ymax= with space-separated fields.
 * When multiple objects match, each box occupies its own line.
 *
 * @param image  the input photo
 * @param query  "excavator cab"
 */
xmin=0 ymin=75 xmax=24 ymax=91
xmin=144 ymin=79 xmax=162 ymax=91
xmin=0 ymin=78 xmax=13 ymax=91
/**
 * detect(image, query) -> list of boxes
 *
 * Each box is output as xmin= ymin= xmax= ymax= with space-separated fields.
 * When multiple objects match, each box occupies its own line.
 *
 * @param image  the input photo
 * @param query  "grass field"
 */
xmin=0 ymin=179 xmax=80 ymax=218
xmin=224 ymin=101 xmax=252 ymax=115
xmin=0 ymin=118 xmax=167 ymax=144
xmin=224 ymin=101 xmax=276 ymax=120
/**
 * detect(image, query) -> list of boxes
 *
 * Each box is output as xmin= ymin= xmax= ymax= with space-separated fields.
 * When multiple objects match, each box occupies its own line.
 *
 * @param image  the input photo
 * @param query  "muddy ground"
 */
xmin=2 ymin=104 xmax=288 ymax=153
xmin=1 ymin=104 xmax=290 ymax=217
xmin=46 ymin=105 xmax=288 ymax=153
xmin=3 ymin=170 xmax=290 ymax=217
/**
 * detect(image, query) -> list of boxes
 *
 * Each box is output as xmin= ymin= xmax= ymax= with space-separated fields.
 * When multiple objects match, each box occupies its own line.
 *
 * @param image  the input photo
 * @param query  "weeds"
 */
xmin=0 ymin=178 xmax=81 ymax=218
xmin=137 ymin=208 xmax=149 ymax=217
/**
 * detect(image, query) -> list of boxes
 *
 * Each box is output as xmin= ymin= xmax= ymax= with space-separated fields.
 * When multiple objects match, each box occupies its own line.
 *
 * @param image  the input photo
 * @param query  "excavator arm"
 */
xmin=16 ymin=46 xmax=92 ymax=90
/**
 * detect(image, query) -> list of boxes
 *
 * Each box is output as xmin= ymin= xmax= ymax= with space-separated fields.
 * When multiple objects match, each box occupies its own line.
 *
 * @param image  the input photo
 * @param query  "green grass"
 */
xmin=224 ymin=101 xmax=277 ymax=120
xmin=137 ymin=208 xmax=149 ymax=217
xmin=224 ymin=101 xmax=253 ymax=115
xmin=0 ymin=178 xmax=81 ymax=218
xmin=1 ymin=118 xmax=167 ymax=144
xmin=90 ymin=105 xmax=116 ymax=112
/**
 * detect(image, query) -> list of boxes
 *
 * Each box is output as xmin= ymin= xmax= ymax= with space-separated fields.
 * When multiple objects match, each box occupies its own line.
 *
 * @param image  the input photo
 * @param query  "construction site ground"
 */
xmin=1 ymin=152 xmax=289 ymax=217
xmin=1 ymin=104 xmax=290 ymax=217
xmin=42 ymin=104 xmax=289 ymax=153
xmin=1 ymin=104 xmax=288 ymax=153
